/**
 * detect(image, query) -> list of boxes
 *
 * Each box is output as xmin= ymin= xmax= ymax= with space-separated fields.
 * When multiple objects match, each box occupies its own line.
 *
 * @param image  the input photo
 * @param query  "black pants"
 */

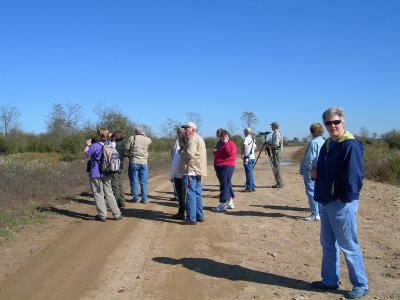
xmin=174 ymin=177 xmax=184 ymax=214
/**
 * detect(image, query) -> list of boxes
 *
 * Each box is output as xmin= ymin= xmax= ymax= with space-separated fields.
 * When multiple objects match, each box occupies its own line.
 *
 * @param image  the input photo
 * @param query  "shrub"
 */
xmin=381 ymin=130 xmax=400 ymax=149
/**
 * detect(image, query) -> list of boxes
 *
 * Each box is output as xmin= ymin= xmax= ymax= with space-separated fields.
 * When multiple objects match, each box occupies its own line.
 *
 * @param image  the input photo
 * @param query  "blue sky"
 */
xmin=1 ymin=0 xmax=399 ymax=139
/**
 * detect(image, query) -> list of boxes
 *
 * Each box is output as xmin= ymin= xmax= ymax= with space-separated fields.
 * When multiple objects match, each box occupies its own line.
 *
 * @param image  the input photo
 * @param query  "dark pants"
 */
xmin=111 ymin=170 xmax=125 ymax=207
xmin=215 ymin=165 xmax=235 ymax=203
xmin=173 ymin=177 xmax=184 ymax=214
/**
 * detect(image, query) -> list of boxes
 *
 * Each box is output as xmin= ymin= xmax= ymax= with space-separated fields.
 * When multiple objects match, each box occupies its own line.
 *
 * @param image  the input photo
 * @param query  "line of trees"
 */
xmin=1 ymin=104 xmax=400 ymax=158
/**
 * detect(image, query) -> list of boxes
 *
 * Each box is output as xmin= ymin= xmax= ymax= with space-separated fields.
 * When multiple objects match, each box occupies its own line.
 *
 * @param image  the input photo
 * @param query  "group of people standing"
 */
xmin=84 ymin=106 xmax=369 ymax=299
xmin=83 ymin=126 xmax=152 ymax=221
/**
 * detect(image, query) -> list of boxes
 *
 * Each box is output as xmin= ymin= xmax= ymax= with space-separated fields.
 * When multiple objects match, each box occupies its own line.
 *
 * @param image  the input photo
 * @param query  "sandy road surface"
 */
xmin=0 ymin=147 xmax=399 ymax=300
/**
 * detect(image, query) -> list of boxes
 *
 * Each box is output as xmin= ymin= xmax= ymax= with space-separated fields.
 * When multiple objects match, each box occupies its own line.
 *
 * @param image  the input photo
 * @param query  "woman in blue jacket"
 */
xmin=311 ymin=107 xmax=368 ymax=299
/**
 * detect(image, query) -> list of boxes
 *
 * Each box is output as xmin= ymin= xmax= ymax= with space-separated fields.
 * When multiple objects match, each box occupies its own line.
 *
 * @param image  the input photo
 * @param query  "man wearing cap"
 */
xmin=179 ymin=122 xmax=207 ymax=225
xmin=269 ymin=122 xmax=284 ymax=188
xmin=241 ymin=127 xmax=256 ymax=192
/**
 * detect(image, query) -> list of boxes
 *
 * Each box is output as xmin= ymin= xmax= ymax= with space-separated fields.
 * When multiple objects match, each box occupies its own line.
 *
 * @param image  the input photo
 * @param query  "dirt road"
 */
xmin=0 ymin=147 xmax=399 ymax=299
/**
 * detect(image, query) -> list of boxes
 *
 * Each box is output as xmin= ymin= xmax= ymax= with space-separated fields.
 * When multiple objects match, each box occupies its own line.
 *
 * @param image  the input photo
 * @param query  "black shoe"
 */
xmin=172 ymin=213 xmax=185 ymax=220
xmin=311 ymin=281 xmax=339 ymax=290
xmin=95 ymin=215 xmax=106 ymax=222
xmin=182 ymin=220 xmax=197 ymax=225
xmin=114 ymin=215 xmax=123 ymax=221
xmin=242 ymin=188 xmax=252 ymax=192
xmin=271 ymin=184 xmax=283 ymax=189
xmin=196 ymin=218 xmax=205 ymax=222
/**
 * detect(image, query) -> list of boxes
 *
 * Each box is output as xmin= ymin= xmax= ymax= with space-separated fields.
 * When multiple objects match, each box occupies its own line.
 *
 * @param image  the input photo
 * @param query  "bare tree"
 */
xmin=240 ymin=111 xmax=258 ymax=130
xmin=185 ymin=112 xmax=203 ymax=133
xmin=359 ymin=126 xmax=370 ymax=140
xmin=226 ymin=120 xmax=238 ymax=136
xmin=93 ymin=104 xmax=135 ymax=136
xmin=0 ymin=105 xmax=21 ymax=135
xmin=46 ymin=103 xmax=84 ymax=134
xmin=160 ymin=118 xmax=181 ymax=140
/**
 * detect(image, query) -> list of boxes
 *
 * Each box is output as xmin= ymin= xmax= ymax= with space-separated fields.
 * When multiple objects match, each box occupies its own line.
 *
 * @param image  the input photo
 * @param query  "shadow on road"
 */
xmin=50 ymin=207 xmax=94 ymax=221
xmin=152 ymin=256 xmax=317 ymax=292
xmin=251 ymin=204 xmax=309 ymax=212
xmin=224 ymin=210 xmax=303 ymax=219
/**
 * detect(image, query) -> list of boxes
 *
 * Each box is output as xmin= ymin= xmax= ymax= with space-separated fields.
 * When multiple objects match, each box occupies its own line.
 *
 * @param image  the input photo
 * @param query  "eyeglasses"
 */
xmin=324 ymin=120 xmax=342 ymax=126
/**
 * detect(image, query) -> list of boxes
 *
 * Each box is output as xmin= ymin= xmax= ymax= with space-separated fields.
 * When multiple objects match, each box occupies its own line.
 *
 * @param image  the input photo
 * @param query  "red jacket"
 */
xmin=213 ymin=140 xmax=237 ymax=166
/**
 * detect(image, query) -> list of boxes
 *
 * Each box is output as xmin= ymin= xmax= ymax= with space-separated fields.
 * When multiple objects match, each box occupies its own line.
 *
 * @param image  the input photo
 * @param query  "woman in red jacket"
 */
xmin=212 ymin=129 xmax=237 ymax=212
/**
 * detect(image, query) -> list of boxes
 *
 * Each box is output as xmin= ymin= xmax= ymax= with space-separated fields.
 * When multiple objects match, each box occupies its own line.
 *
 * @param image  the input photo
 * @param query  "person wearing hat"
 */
xmin=126 ymin=125 xmax=152 ymax=203
xmin=178 ymin=121 xmax=207 ymax=225
xmin=269 ymin=122 xmax=284 ymax=188
xmin=241 ymin=127 xmax=256 ymax=192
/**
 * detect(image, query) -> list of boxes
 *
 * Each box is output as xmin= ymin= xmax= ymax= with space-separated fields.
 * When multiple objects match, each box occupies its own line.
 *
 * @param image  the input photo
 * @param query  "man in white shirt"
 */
xmin=241 ymin=128 xmax=256 ymax=192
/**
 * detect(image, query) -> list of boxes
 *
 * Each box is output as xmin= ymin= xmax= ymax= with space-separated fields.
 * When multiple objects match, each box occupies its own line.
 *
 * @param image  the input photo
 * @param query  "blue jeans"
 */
xmin=215 ymin=165 xmax=235 ymax=203
xmin=303 ymin=174 xmax=320 ymax=216
xmin=129 ymin=163 xmax=149 ymax=201
xmin=320 ymin=200 xmax=368 ymax=289
xmin=244 ymin=159 xmax=255 ymax=190
xmin=182 ymin=175 xmax=204 ymax=222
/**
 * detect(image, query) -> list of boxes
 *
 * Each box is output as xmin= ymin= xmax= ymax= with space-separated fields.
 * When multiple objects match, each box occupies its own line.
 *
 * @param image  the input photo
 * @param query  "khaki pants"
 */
xmin=271 ymin=150 xmax=283 ymax=186
xmin=90 ymin=176 xmax=121 ymax=219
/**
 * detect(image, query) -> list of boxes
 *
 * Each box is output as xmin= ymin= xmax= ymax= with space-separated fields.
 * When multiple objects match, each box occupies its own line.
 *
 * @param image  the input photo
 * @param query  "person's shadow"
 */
xmin=153 ymin=257 xmax=311 ymax=291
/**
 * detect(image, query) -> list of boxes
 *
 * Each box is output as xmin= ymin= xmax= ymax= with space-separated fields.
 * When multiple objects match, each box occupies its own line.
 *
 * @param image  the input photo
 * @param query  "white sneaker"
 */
xmin=212 ymin=203 xmax=227 ymax=212
xmin=304 ymin=215 xmax=320 ymax=221
xmin=227 ymin=198 xmax=234 ymax=209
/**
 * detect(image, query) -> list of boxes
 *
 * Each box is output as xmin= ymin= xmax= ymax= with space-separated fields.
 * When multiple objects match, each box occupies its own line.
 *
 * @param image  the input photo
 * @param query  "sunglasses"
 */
xmin=324 ymin=120 xmax=342 ymax=126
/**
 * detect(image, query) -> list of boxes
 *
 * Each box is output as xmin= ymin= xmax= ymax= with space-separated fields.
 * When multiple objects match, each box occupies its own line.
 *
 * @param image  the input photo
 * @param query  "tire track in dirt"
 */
xmin=0 ymin=175 xmax=170 ymax=300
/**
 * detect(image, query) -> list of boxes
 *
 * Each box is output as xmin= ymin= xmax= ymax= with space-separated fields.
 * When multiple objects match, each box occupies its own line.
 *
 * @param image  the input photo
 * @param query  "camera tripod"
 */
xmin=253 ymin=133 xmax=273 ymax=170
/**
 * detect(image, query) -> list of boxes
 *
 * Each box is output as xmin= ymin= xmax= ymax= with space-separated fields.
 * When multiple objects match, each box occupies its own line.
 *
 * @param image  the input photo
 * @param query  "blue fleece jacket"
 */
xmin=314 ymin=131 xmax=364 ymax=204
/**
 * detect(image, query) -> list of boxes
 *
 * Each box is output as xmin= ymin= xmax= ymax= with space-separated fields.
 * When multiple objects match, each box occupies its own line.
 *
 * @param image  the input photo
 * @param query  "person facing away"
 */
xmin=178 ymin=121 xmax=207 ymax=225
xmin=299 ymin=123 xmax=325 ymax=221
xmin=310 ymin=107 xmax=369 ymax=299
xmin=126 ymin=125 xmax=152 ymax=203
xmin=169 ymin=129 xmax=186 ymax=220
xmin=212 ymin=129 xmax=237 ymax=212
xmin=83 ymin=127 xmax=122 ymax=222
xmin=110 ymin=130 xmax=126 ymax=208
xmin=241 ymin=127 xmax=256 ymax=192
xmin=269 ymin=121 xmax=284 ymax=188
xmin=170 ymin=128 xmax=186 ymax=201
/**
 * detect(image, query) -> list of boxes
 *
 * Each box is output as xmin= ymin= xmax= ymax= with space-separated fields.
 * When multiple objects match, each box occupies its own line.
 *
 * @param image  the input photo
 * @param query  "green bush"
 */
xmin=381 ymin=130 xmax=400 ymax=149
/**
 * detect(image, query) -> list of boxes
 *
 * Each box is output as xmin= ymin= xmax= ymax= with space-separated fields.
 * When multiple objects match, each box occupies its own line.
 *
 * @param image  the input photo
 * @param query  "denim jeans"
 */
xmin=215 ymin=165 xmax=235 ymax=203
xmin=303 ymin=174 xmax=320 ymax=216
xmin=320 ymin=200 xmax=368 ymax=289
xmin=129 ymin=163 xmax=149 ymax=201
xmin=182 ymin=175 xmax=204 ymax=222
xmin=244 ymin=159 xmax=255 ymax=190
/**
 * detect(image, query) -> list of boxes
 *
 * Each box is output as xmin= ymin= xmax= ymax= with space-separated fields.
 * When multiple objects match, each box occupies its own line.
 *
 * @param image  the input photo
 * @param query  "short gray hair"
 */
xmin=135 ymin=126 xmax=145 ymax=135
xmin=322 ymin=107 xmax=345 ymax=125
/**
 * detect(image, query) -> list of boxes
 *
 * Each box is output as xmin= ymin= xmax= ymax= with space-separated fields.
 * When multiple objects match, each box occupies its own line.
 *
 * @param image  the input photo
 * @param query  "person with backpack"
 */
xmin=126 ymin=126 xmax=152 ymax=203
xmin=111 ymin=130 xmax=126 ymax=208
xmin=84 ymin=127 xmax=123 ymax=222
